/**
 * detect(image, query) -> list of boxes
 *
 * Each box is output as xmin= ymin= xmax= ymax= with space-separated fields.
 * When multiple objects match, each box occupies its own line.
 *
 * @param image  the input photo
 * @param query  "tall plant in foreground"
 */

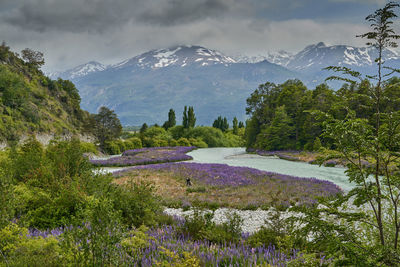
xmin=299 ymin=2 xmax=400 ymax=265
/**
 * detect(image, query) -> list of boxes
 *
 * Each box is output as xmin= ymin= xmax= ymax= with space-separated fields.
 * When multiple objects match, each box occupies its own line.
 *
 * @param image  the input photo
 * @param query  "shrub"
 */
xmin=114 ymin=139 xmax=126 ymax=153
xmin=177 ymin=137 xmax=191 ymax=146
xmin=80 ymin=142 xmax=98 ymax=155
xmin=247 ymin=226 xmax=284 ymax=248
xmin=61 ymin=196 xmax=124 ymax=266
xmin=169 ymin=139 xmax=178 ymax=147
xmin=188 ymin=138 xmax=208 ymax=148
xmin=0 ymin=223 xmax=64 ymax=266
xmin=103 ymin=140 xmax=120 ymax=155
xmin=180 ymin=208 xmax=214 ymax=240
xmin=126 ymin=137 xmax=142 ymax=149
xmin=111 ymin=180 xmax=161 ymax=227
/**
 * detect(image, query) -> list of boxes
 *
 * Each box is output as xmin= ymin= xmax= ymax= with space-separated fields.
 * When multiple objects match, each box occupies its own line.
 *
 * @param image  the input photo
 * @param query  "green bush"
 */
xmin=204 ymin=212 xmax=243 ymax=244
xmin=111 ymin=180 xmax=161 ymax=227
xmin=177 ymin=137 xmax=191 ymax=146
xmin=124 ymin=137 xmax=142 ymax=150
xmin=304 ymin=141 xmax=314 ymax=151
xmin=0 ymin=223 xmax=64 ymax=266
xmin=188 ymin=138 xmax=208 ymax=148
xmin=61 ymin=196 xmax=124 ymax=266
xmin=114 ymin=139 xmax=126 ymax=153
xmin=169 ymin=139 xmax=178 ymax=147
xmin=103 ymin=140 xmax=121 ymax=155
xmin=80 ymin=142 xmax=98 ymax=155
xmin=129 ymin=137 xmax=142 ymax=148
xmin=247 ymin=226 xmax=284 ymax=248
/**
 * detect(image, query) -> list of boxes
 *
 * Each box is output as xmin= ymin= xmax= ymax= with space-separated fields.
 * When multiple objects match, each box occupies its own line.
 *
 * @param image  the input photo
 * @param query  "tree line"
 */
xmin=244 ymin=77 xmax=400 ymax=151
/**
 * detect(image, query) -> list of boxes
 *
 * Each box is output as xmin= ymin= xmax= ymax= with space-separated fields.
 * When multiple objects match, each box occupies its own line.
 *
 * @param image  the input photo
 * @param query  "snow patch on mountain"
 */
xmin=49 ymin=61 xmax=106 ymax=79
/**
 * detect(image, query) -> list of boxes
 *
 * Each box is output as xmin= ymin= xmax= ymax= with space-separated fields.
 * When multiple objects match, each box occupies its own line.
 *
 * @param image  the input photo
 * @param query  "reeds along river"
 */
xmin=186 ymin=147 xmax=354 ymax=192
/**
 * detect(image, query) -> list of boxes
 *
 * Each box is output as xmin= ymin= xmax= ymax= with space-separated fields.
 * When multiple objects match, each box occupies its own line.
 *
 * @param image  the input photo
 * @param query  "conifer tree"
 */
xmin=187 ymin=106 xmax=196 ymax=128
xmin=182 ymin=106 xmax=188 ymax=128
xmin=233 ymin=117 xmax=239 ymax=135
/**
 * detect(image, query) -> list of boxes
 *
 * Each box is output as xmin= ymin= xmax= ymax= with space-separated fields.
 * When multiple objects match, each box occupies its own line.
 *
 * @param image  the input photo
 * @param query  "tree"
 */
xmin=162 ymin=109 xmax=176 ymax=130
xmin=21 ymin=48 xmax=44 ymax=68
xmin=302 ymin=2 xmax=400 ymax=264
xmin=182 ymin=106 xmax=188 ymax=128
xmin=258 ymin=106 xmax=295 ymax=150
xmin=140 ymin=123 xmax=148 ymax=134
xmin=238 ymin=121 xmax=244 ymax=128
xmin=232 ymin=117 xmax=239 ymax=135
xmin=188 ymin=106 xmax=196 ymax=128
xmin=213 ymin=116 xmax=229 ymax=132
xmin=93 ymin=106 xmax=122 ymax=149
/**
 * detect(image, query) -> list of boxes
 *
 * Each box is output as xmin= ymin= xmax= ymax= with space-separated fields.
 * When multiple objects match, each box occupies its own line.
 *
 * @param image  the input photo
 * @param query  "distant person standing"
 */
xmin=186 ymin=177 xmax=192 ymax=186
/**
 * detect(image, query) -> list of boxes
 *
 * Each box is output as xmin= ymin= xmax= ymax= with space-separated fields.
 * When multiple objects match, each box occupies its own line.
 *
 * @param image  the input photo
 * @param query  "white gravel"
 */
xmin=163 ymin=207 xmax=300 ymax=234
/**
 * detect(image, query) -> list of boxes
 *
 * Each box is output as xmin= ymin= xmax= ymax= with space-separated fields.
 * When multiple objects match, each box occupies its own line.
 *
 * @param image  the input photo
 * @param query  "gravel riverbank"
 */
xmin=163 ymin=207 xmax=300 ymax=234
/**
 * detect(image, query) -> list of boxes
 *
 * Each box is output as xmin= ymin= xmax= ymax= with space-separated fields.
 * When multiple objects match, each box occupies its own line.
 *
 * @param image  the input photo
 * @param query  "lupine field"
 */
xmin=114 ymin=162 xmax=342 ymax=209
xmin=90 ymin=146 xmax=196 ymax=166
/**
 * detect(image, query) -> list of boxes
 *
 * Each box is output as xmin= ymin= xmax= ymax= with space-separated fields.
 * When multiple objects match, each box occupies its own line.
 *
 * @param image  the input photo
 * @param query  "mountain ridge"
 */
xmin=49 ymin=43 xmax=400 ymax=125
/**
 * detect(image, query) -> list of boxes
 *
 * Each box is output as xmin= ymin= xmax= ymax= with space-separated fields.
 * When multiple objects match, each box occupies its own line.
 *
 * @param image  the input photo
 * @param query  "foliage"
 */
xmin=232 ymin=116 xmax=239 ymax=134
xmin=92 ymin=106 xmax=122 ymax=150
xmin=0 ymin=223 xmax=64 ymax=266
xmin=0 ymin=45 xmax=91 ymax=143
xmin=287 ymin=2 xmax=400 ymax=266
xmin=21 ymin=48 xmax=44 ymax=68
xmin=163 ymin=108 xmax=176 ymax=130
xmin=213 ymin=116 xmax=229 ymax=132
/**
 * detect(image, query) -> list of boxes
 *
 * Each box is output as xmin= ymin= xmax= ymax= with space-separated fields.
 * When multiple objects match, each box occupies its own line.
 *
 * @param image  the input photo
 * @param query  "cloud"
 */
xmin=0 ymin=0 xmax=384 ymax=72
xmin=2 ymin=0 xmax=234 ymax=33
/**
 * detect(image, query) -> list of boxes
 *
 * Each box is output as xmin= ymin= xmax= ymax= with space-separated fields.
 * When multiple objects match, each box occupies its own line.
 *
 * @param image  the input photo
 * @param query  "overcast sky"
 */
xmin=0 ymin=0 xmax=393 ymax=72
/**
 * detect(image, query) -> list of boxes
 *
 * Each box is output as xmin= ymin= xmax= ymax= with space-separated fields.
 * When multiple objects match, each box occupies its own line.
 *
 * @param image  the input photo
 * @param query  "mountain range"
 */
xmin=49 ymin=43 xmax=400 ymax=126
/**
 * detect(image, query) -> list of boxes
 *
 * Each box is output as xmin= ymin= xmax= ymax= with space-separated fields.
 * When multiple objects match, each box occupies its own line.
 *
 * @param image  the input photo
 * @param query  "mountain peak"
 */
xmin=113 ymin=45 xmax=236 ymax=69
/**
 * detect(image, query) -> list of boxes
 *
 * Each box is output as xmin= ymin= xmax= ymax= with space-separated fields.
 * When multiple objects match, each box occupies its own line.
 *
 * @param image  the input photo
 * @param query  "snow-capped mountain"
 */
xmin=266 ymin=51 xmax=294 ymax=67
xmin=49 ymin=61 xmax=107 ymax=80
xmin=280 ymin=42 xmax=400 ymax=73
xmin=49 ymin=42 xmax=400 ymax=125
xmin=59 ymin=45 xmax=296 ymax=125
xmin=112 ymin=45 xmax=236 ymax=70
xmin=231 ymin=54 xmax=269 ymax=64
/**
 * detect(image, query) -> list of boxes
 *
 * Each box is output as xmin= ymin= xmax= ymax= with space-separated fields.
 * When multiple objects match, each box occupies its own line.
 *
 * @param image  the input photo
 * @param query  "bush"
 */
xmin=188 ymin=138 xmax=208 ymax=148
xmin=0 ymin=223 xmax=64 ymax=266
xmin=247 ymin=226 xmax=284 ymax=248
xmin=125 ymin=137 xmax=142 ymax=149
xmin=180 ymin=209 xmax=243 ymax=244
xmin=169 ymin=139 xmax=178 ymax=147
xmin=80 ymin=142 xmax=98 ymax=155
xmin=103 ymin=140 xmax=120 ymax=155
xmin=61 ymin=197 xmax=124 ymax=266
xmin=114 ymin=139 xmax=126 ymax=153
xmin=177 ymin=137 xmax=191 ymax=146
xmin=111 ymin=180 xmax=161 ymax=227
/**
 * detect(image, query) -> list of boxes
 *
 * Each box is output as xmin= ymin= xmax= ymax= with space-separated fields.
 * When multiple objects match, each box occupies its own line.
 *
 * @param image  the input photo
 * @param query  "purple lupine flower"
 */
xmin=90 ymin=146 xmax=196 ymax=167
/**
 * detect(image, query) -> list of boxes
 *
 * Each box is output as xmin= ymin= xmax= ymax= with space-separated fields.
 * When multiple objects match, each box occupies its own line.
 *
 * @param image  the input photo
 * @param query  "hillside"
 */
xmin=0 ymin=43 xmax=91 ymax=144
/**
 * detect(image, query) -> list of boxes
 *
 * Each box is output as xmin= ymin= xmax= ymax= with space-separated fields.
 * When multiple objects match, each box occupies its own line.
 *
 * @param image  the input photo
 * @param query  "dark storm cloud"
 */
xmin=0 ymin=0 xmax=386 ymax=72
xmin=2 ymin=0 xmax=232 ymax=33
xmin=137 ymin=0 xmax=231 ymax=26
